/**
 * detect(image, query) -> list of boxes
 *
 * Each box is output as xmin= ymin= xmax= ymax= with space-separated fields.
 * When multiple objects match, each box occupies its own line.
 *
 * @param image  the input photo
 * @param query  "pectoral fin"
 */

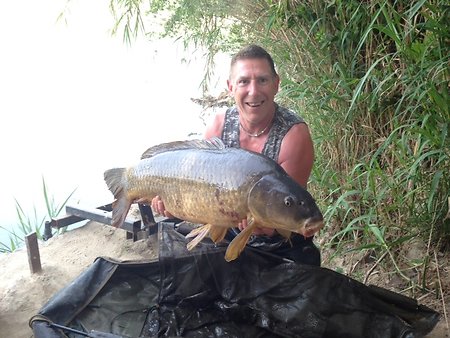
xmin=276 ymin=229 xmax=292 ymax=240
xmin=185 ymin=225 xmax=206 ymax=238
xmin=208 ymin=226 xmax=228 ymax=243
xmin=186 ymin=224 xmax=212 ymax=250
xmin=225 ymin=219 xmax=256 ymax=262
xmin=276 ymin=228 xmax=293 ymax=247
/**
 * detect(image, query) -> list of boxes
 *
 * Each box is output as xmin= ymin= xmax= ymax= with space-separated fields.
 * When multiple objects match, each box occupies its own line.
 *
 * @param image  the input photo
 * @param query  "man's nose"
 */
xmin=248 ymin=80 xmax=259 ymax=95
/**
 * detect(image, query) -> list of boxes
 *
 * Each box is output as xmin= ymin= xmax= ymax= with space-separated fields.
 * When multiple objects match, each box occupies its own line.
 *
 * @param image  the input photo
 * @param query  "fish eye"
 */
xmin=284 ymin=196 xmax=294 ymax=207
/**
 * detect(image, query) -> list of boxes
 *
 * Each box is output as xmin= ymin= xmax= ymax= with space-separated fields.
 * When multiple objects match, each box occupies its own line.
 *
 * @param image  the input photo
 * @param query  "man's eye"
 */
xmin=258 ymin=78 xmax=269 ymax=85
xmin=238 ymin=79 xmax=248 ymax=85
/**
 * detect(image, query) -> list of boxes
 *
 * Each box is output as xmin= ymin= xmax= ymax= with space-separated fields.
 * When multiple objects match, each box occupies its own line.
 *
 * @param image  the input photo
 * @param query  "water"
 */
xmin=0 ymin=0 xmax=229 ymax=243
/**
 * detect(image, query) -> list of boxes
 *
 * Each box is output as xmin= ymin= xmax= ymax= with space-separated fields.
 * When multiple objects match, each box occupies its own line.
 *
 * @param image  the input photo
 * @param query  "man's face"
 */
xmin=227 ymin=58 xmax=280 ymax=122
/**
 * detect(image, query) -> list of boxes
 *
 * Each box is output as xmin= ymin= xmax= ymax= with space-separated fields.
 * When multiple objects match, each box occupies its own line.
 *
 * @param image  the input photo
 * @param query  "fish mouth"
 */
xmin=302 ymin=218 xmax=324 ymax=237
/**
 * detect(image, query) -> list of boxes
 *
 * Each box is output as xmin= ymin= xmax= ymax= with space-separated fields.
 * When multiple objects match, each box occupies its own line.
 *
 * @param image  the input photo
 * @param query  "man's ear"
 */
xmin=227 ymin=79 xmax=233 ymax=93
xmin=274 ymin=74 xmax=280 ymax=90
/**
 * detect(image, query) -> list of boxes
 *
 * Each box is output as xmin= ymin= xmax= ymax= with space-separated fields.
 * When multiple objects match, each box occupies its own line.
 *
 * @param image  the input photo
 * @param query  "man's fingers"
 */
xmin=238 ymin=219 xmax=247 ymax=231
xmin=237 ymin=219 xmax=275 ymax=236
xmin=151 ymin=196 xmax=164 ymax=215
xmin=158 ymin=200 xmax=165 ymax=215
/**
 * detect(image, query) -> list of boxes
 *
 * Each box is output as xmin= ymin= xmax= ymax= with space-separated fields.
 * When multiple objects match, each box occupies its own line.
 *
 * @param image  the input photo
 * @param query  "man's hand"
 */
xmin=151 ymin=196 xmax=174 ymax=218
xmin=238 ymin=219 xmax=275 ymax=236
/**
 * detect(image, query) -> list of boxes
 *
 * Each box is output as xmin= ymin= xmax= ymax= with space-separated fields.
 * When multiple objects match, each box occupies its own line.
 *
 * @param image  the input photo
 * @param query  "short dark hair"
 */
xmin=230 ymin=44 xmax=277 ymax=76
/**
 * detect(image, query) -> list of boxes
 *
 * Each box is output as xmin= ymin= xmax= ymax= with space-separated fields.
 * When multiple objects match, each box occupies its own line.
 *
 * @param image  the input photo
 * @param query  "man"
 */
xmin=153 ymin=44 xmax=320 ymax=266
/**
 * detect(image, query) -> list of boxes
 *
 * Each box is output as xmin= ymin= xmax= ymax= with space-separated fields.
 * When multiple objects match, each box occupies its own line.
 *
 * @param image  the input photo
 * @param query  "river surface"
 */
xmin=0 ymin=0 xmax=228 ymax=244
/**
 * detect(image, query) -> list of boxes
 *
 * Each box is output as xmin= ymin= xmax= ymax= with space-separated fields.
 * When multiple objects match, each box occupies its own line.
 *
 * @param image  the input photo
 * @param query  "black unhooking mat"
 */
xmin=30 ymin=225 xmax=439 ymax=338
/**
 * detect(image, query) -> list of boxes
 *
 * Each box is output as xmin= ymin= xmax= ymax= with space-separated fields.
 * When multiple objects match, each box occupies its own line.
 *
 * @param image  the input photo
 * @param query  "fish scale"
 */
xmin=104 ymin=138 xmax=324 ymax=261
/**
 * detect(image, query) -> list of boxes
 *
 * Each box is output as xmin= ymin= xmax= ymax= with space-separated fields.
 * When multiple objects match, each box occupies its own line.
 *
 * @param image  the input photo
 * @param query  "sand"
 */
xmin=0 ymin=221 xmax=448 ymax=338
xmin=0 ymin=221 xmax=157 ymax=338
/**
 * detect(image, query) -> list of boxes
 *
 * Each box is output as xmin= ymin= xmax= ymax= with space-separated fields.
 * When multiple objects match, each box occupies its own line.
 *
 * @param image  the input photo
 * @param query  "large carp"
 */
xmin=104 ymin=138 xmax=323 ymax=261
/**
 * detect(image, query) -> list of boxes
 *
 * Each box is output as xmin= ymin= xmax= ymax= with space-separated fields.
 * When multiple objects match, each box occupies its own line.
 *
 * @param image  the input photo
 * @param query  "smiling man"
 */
xmin=205 ymin=45 xmax=320 ymax=266
xmin=153 ymin=44 xmax=321 ymax=266
xmin=205 ymin=45 xmax=314 ymax=189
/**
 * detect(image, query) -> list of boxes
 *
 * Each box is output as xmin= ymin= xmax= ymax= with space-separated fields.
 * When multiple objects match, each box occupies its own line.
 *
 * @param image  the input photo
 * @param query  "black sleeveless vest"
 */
xmin=221 ymin=103 xmax=305 ymax=162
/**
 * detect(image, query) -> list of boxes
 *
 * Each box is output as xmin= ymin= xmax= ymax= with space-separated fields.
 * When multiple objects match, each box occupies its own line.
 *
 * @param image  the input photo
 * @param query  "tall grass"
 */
xmin=0 ymin=177 xmax=76 ymax=253
xmin=263 ymin=1 xmax=450 ymax=283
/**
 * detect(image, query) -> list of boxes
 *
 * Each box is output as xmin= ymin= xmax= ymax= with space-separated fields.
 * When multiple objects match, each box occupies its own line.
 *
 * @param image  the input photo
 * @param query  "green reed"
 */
xmin=0 ymin=177 xmax=76 ymax=253
xmin=267 ymin=0 xmax=450 ymax=282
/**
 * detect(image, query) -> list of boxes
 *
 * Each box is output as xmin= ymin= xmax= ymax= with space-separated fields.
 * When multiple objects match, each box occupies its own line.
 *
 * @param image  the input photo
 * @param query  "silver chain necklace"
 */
xmin=239 ymin=118 xmax=273 ymax=137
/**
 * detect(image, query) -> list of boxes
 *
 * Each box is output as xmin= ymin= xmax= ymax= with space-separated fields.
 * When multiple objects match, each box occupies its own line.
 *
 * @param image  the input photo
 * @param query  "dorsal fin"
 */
xmin=141 ymin=137 xmax=225 ymax=159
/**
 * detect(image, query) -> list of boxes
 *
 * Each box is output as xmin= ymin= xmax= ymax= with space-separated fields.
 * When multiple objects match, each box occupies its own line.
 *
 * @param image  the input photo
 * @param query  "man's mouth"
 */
xmin=246 ymin=101 xmax=264 ymax=107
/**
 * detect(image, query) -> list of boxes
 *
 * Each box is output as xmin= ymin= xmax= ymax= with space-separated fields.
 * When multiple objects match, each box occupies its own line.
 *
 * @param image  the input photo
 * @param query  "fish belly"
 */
xmin=126 ymin=149 xmax=256 ymax=227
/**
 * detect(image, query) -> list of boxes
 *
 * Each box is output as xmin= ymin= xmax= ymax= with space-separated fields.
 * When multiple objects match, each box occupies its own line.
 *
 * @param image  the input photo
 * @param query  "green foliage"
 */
xmin=0 ymin=177 xmax=76 ymax=253
xmin=109 ymin=0 xmax=146 ymax=45
xmin=107 ymin=0 xmax=450 ymax=282
xmin=109 ymin=0 xmax=246 ymax=90
xmin=272 ymin=1 xmax=450 ymax=283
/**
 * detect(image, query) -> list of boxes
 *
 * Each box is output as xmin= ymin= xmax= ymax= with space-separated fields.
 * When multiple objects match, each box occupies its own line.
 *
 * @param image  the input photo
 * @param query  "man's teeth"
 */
xmin=247 ymin=102 xmax=262 ymax=107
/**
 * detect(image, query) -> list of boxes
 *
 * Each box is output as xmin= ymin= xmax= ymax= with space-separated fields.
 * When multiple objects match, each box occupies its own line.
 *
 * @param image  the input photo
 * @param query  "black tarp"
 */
xmin=30 ymin=225 xmax=439 ymax=338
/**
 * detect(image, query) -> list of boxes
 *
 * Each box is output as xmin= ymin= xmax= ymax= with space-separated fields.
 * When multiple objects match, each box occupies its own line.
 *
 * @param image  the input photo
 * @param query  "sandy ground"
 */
xmin=0 ymin=222 xmax=158 ymax=338
xmin=0 ymin=221 xmax=448 ymax=338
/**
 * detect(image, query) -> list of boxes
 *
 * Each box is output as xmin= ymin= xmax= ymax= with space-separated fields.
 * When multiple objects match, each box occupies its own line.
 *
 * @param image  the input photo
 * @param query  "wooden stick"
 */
xmin=25 ymin=232 xmax=42 ymax=274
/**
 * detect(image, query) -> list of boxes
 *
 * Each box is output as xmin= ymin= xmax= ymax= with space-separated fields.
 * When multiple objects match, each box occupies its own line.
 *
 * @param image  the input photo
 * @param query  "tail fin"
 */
xmin=104 ymin=168 xmax=131 ymax=228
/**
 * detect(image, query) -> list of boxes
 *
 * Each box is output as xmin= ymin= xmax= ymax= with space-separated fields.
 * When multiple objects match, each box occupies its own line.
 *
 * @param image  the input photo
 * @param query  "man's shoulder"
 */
xmin=204 ymin=110 xmax=227 ymax=139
